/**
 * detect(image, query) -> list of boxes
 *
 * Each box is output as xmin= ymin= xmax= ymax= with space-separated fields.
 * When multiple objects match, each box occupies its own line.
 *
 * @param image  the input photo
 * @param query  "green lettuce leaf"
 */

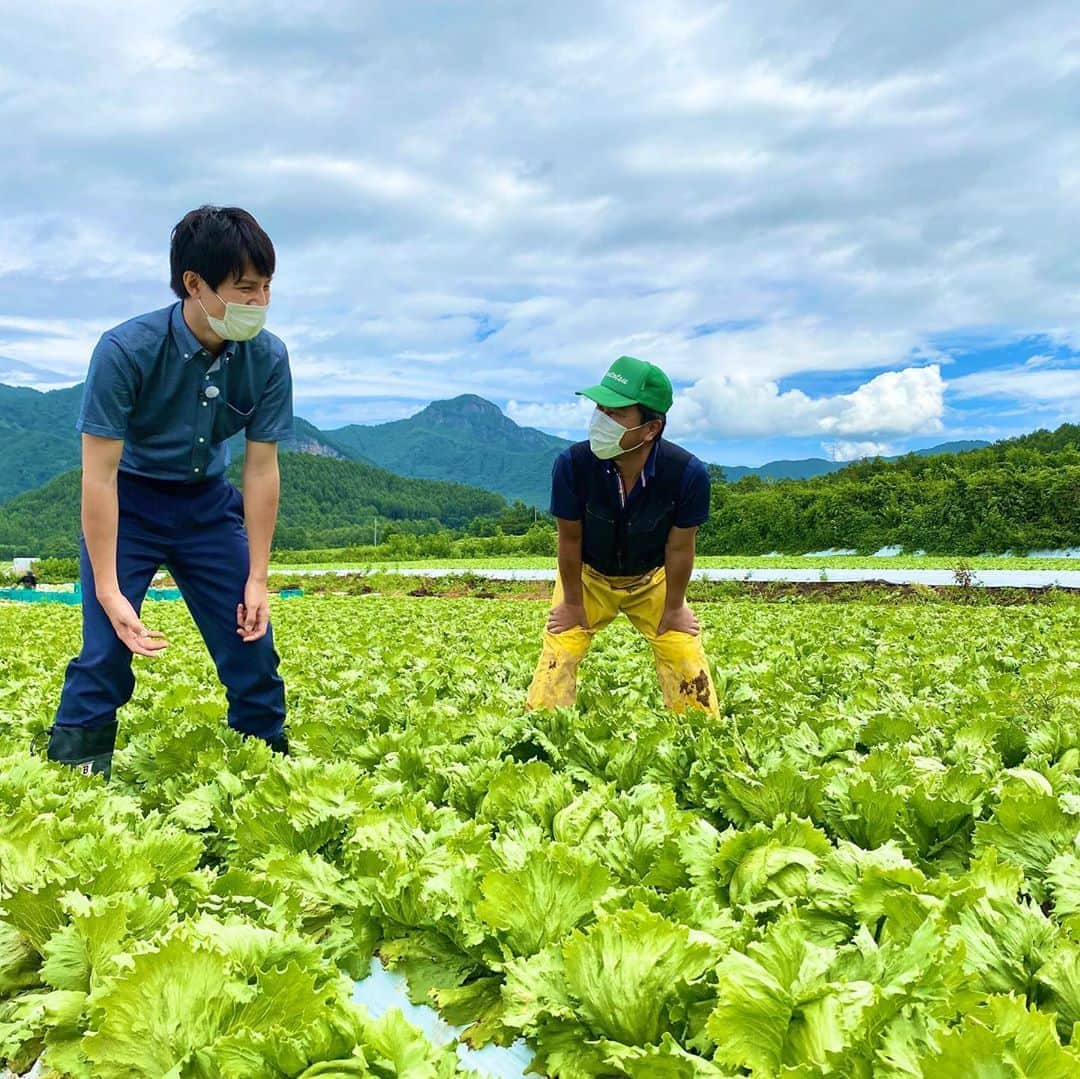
xmin=707 ymin=913 xmax=874 ymax=1075
xmin=714 ymin=764 xmax=823 ymax=828
xmin=430 ymin=975 xmax=514 ymax=1048
xmin=377 ymin=930 xmax=479 ymax=1006
xmin=1 ymin=987 xmax=86 ymax=1076
xmin=919 ymin=995 xmax=1080 ymax=1078
xmin=523 ymin=1018 xmax=617 ymax=1079
xmin=477 ymin=760 xmax=577 ymax=832
xmin=356 ymin=1006 xmax=461 ymax=1078
xmin=713 ymin=816 xmax=833 ymax=914
xmin=973 ymin=782 xmax=1080 ymax=901
xmin=80 ymin=926 xmax=248 ymax=1076
xmin=475 ymin=843 xmax=613 ymax=956
xmin=1035 ymin=941 xmax=1080 ymax=1041
xmin=501 ymin=943 xmax=576 ymax=1034
xmin=561 ymin=904 xmax=718 ymax=1045
xmin=601 ymin=1031 xmax=737 ymax=1076
xmin=0 ymin=920 xmax=41 ymax=995
xmin=1045 ymin=850 xmax=1080 ymax=938
xmin=40 ymin=891 xmax=174 ymax=993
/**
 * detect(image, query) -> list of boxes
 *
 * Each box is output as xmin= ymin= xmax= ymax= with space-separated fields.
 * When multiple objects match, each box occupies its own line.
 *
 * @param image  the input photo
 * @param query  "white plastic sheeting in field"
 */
xmin=353 ymin=958 xmax=534 ymax=1077
xmin=1 ymin=966 xmax=533 ymax=1079
xmin=285 ymin=566 xmax=1080 ymax=588
xmin=1 ymin=1059 xmax=43 ymax=1079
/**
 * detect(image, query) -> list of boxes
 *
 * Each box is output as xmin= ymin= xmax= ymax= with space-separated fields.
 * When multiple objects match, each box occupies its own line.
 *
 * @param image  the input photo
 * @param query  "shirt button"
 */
xmin=205 ymin=374 xmax=210 ymax=380
xmin=194 ymin=467 xmax=200 ymax=473
xmin=202 ymin=401 xmax=208 ymax=407
xmin=198 ymin=437 xmax=205 ymax=443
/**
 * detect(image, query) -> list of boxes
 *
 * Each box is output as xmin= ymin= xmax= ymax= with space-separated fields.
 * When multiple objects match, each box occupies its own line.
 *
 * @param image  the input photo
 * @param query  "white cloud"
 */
xmin=949 ymin=364 xmax=1080 ymax=401
xmin=0 ymin=356 xmax=81 ymax=389
xmin=505 ymin=397 xmax=594 ymax=437
xmin=0 ymin=0 xmax=1078 ymax=445
xmin=821 ymin=366 xmax=947 ymax=435
xmin=670 ymin=365 xmax=945 ymax=440
xmin=262 ymin=154 xmax=435 ymax=204
xmin=822 ymin=440 xmax=899 ymax=461
xmin=0 ymin=317 xmax=115 ymax=378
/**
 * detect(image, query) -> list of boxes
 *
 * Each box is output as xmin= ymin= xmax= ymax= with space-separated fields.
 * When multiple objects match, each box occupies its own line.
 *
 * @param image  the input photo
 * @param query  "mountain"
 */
xmin=700 ymin=424 xmax=1079 ymax=555
xmin=0 ymin=383 xmax=83 ymax=503
xmin=325 ymin=395 xmax=570 ymax=507
xmin=0 ymin=377 xmax=1005 ymax=507
xmin=0 ymin=356 xmax=79 ymax=388
xmin=712 ymin=440 xmax=993 ymax=483
xmin=913 ymin=440 xmax=991 ymax=457
xmin=0 ymin=382 xmax=355 ymax=504
xmin=227 ymin=417 xmax=355 ymax=462
xmin=716 ymin=458 xmax=845 ymax=482
xmin=0 ymin=453 xmax=507 ymax=558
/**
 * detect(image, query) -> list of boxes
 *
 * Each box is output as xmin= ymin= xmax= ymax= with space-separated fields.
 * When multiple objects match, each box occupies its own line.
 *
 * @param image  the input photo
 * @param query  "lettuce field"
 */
xmin=3 ymin=593 xmax=1080 ymax=1077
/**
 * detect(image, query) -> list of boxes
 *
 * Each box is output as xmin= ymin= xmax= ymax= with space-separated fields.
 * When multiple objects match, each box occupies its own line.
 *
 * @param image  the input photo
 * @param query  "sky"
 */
xmin=0 ymin=0 xmax=1077 ymax=466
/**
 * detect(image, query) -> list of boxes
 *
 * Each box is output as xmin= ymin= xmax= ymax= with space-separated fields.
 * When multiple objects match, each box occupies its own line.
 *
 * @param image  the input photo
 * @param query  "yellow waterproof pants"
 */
xmin=526 ymin=565 xmax=719 ymax=715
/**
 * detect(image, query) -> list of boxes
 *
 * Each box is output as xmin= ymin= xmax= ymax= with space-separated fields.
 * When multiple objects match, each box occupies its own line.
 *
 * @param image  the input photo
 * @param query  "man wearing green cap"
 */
xmin=526 ymin=356 xmax=719 ymax=714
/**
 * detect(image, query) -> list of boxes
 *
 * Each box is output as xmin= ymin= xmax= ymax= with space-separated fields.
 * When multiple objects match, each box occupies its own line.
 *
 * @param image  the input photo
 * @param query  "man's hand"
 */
xmin=99 ymin=591 xmax=168 ymax=656
xmin=657 ymin=603 xmax=700 ymax=637
xmin=237 ymin=577 xmax=270 ymax=642
xmin=547 ymin=601 xmax=589 ymax=634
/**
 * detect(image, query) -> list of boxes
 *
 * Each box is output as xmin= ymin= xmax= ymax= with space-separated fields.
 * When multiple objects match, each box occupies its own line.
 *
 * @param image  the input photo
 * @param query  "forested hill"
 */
xmin=0 ymin=382 xmax=352 ymax=504
xmin=711 ymin=440 xmax=991 ymax=483
xmin=324 ymin=395 xmax=571 ymax=507
xmin=0 ymin=382 xmax=83 ymax=503
xmin=2 ymin=425 xmax=1077 ymax=559
xmin=699 ymin=423 xmax=1080 ymax=555
xmin=263 ymin=453 xmax=505 ymax=549
xmin=2 ymin=380 xmax=996 ymax=507
xmin=0 ymin=453 xmax=506 ymax=558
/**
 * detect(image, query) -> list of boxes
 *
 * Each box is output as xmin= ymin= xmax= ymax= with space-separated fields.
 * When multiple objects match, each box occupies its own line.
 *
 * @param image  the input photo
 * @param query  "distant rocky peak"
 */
xmin=418 ymin=394 xmax=507 ymax=425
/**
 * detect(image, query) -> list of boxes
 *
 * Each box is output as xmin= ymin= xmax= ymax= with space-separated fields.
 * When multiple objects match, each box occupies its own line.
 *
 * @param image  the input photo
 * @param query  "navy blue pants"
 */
xmin=54 ymin=472 xmax=286 ymax=739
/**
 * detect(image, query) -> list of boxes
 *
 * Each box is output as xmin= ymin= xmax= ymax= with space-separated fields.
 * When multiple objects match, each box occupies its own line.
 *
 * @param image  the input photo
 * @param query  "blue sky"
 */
xmin=0 ymin=0 xmax=1076 ymax=466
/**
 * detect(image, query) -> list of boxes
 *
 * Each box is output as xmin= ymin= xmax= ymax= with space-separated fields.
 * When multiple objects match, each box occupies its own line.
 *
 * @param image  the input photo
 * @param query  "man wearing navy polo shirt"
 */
xmin=42 ymin=206 xmax=293 ymax=778
xmin=526 ymin=355 xmax=719 ymax=715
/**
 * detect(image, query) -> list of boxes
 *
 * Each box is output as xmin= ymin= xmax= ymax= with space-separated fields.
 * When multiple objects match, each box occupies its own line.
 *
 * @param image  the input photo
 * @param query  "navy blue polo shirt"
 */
xmin=550 ymin=440 xmax=711 ymax=525
xmin=76 ymin=303 xmax=293 ymax=483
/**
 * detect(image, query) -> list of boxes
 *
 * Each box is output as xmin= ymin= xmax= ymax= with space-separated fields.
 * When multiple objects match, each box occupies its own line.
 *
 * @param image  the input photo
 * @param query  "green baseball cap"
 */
xmin=577 ymin=355 xmax=674 ymax=413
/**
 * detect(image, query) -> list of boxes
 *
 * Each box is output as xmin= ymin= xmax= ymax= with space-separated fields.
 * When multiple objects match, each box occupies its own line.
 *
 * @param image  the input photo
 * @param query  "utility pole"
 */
xmin=373 ymin=516 xmax=378 ymax=546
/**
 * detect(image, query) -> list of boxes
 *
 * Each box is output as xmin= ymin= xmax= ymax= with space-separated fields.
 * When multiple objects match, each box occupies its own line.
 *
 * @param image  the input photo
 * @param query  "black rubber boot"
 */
xmin=44 ymin=722 xmax=118 ymax=780
xmin=265 ymin=732 xmax=290 ymax=756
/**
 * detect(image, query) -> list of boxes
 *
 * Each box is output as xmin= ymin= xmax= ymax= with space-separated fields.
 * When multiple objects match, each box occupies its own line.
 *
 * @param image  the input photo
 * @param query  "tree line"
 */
xmin=2 ymin=424 xmax=1076 ymax=562
xmin=698 ymin=424 xmax=1079 ymax=555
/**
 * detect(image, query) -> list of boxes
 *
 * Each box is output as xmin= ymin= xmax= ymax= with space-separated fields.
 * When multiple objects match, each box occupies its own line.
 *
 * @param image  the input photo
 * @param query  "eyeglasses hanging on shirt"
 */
xmin=203 ymin=352 xmax=256 ymax=418
xmin=203 ymin=384 xmax=256 ymax=417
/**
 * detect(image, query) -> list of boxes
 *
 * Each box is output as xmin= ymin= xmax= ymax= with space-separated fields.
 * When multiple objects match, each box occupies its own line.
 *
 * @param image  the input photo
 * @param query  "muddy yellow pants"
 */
xmin=526 ymin=565 xmax=719 ymax=714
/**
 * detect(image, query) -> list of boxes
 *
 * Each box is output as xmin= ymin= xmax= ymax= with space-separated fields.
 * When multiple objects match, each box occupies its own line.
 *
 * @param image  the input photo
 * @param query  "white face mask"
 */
xmin=198 ymin=290 xmax=268 ymax=341
xmin=588 ymin=408 xmax=647 ymax=460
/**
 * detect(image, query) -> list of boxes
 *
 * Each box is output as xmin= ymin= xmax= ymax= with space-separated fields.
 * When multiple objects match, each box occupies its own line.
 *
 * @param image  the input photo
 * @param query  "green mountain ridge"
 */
xmin=0 ymin=380 xmax=994 ymax=508
xmin=701 ymin=424 xmax=1080 ymax=555
xmin=324 ymin=394 xmax=570 ymax=507
xmin=0 ymin=453 xmax=507 ymax=558
xmin=0 ymin=383 xmax=566 ymax=506
xmin=0 ymin=382 xmax=357 ymax=504
xmin=2 ymin=385 xmax=1074 ymax=559
xmin=715 ymin=441 xmax=992 ymax=482
xmin=0 ymin=383 xmax=84 ymax=502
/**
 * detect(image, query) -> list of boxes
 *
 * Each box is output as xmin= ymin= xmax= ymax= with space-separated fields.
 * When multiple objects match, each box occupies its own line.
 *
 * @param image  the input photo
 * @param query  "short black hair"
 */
xmin=639 ymin=404 xmax=667 ymax=436
xmin=169 ymin=206 xmax=275 ymax=299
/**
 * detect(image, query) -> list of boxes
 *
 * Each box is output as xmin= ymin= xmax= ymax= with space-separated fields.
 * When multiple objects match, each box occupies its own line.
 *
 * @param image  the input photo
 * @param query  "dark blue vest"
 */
xmin=570 ymin=439 xmax=693 ymax=576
